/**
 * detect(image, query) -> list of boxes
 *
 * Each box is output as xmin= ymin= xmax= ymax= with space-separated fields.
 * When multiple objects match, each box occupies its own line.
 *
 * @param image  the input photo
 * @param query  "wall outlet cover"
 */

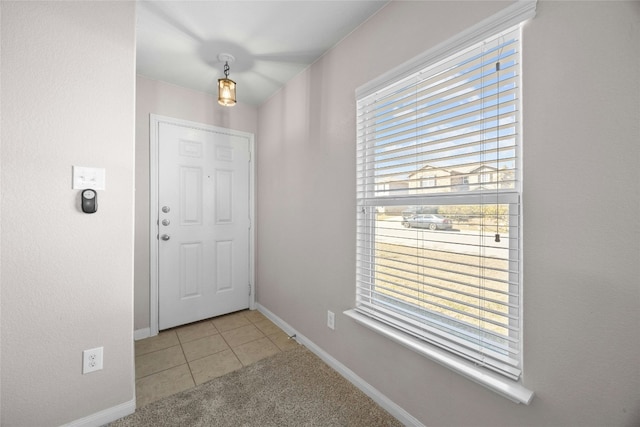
xmin=327 ymin=310 xmax=335 ymax=330
xmin=82 ymin=347 xmax=104 ymax=374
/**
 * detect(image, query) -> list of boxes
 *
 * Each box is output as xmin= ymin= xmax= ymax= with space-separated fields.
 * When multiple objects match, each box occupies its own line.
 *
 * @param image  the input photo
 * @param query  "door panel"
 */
xmin=179 ymin=242 xmax=202 ymax=298
xmin=215 ymin=240 xmax=233 ymax=291
xmin=180 ymin=166 xmax=203 ymax=225
xmin=158 ymin=122 xmax=250 ymax=330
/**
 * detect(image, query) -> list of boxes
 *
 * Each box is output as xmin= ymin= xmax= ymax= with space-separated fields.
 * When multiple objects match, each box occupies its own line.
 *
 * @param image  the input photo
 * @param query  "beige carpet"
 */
xmin=110 ymin=345 xmax=403 ymax=427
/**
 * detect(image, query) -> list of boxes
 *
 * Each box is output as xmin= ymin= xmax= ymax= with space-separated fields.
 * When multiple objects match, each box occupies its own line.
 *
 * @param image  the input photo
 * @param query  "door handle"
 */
xmin=161 ymin=234 xmax=171 ymax=241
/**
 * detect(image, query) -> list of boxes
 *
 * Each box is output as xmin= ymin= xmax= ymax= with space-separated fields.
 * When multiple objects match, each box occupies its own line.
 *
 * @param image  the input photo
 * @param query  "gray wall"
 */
xmin=1 ymin=1 xmax=136 ymax=425
xmin=256 ymin=1 xmax=640 ymax=426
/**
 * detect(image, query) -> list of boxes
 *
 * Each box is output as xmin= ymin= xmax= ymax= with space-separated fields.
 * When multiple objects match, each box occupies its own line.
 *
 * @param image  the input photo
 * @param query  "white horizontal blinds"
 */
xmin=356 ymin=201 xmax=521 ymax=379
xmin=357 ymin=28 xmax=519 ymax=199
xmin=356 ymin=26 xmax=522 ymax=380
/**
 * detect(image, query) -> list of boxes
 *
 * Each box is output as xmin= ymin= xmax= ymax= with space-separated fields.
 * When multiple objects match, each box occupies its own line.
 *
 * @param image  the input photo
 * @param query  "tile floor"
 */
xmin=134 ymin=309 xmax=298 ymax=407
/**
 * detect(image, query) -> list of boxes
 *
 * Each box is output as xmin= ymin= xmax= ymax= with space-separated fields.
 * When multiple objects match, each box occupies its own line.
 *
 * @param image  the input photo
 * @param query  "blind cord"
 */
xmin=495 ymin=60 xmax=501 ymax=243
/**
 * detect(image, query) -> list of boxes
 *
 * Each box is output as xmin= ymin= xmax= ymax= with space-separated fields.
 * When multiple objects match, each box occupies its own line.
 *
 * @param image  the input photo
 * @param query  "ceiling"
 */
xmin=136 ymin=1 xmax=390 ymax=106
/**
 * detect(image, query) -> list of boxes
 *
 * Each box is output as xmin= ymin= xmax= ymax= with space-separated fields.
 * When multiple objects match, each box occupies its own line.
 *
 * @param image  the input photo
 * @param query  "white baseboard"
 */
xmin=256 ymin=304 xmax=425 ymax=427
xmin=134 ymin=327 xmax=151 ymax=341
xmin=61 ymin=398 xmax=135 ymax=427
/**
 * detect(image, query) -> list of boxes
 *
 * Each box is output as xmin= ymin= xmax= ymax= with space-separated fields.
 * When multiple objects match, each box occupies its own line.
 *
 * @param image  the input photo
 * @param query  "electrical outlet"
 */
xmin=83 ymin=347 xmax=103 ymax=374
xmin=327 ymin=310 xmax=335 ymax=330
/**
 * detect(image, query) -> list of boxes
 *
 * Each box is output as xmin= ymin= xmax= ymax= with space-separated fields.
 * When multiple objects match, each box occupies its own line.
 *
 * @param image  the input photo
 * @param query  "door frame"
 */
xmin=149 ymin=114 xmax=255 ymax=336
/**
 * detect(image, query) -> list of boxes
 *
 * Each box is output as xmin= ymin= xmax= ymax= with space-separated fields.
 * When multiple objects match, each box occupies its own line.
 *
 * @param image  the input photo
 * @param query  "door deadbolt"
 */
xmin=162 ymin=206 xmax=171 ymax=213
xmin=161 ymin=219 xmax=170 ymax=226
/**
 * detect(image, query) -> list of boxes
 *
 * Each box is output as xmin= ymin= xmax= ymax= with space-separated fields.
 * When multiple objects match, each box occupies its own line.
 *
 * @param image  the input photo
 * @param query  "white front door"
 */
xmin=157 ymin=121 xmax=251 ymax=330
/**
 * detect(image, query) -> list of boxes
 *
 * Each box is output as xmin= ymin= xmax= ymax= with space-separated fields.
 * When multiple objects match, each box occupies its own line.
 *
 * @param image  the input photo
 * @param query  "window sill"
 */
xmin=344 ymin=309 xmax=534 ymax=405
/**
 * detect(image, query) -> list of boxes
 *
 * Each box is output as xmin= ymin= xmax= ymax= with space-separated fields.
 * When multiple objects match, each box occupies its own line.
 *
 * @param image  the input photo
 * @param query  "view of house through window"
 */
xmin=356 ymin=25 xmax=523 ymax=379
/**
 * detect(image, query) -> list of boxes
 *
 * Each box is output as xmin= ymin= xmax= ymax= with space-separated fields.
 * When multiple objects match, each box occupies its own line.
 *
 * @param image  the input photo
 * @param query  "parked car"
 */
xmin=401 ymin=206 xmax=437 ymax=220
xmin=401 ymin=214 xmax=452 ymax=230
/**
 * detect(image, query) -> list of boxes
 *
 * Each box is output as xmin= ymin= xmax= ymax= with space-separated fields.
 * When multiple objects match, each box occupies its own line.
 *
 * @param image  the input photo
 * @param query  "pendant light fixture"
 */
xmin=217 ymin=53 xmax=236 ymax=107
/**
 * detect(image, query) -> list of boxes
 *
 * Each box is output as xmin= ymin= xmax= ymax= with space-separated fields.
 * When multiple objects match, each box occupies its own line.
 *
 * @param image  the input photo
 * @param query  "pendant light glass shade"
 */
xmin=218 ymin=77 xmax=236 ymax=106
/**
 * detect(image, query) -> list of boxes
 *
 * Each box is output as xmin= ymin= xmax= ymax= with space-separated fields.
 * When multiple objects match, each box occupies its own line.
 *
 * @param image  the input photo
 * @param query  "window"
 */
xmin=421 ymin=175 xmax=436 ymax=187
xmin=353 ymin=17 xmax=532 ymax=397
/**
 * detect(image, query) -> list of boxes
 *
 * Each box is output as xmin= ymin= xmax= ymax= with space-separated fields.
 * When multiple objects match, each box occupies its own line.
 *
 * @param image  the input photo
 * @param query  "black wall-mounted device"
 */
xmin=81 ymin=189 xmax=98 ymax=214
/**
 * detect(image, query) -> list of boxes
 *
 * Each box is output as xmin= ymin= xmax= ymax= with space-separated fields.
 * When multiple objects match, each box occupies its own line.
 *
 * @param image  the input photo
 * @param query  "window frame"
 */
xmin=421 ymin=175 xmax=436 ymax=188
xmin=346 ymin=0 xmax=536 ymax=404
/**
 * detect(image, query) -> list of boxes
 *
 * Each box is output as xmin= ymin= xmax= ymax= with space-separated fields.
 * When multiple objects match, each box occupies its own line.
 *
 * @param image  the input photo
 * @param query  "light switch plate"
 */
xmin=73 ymin=166 xmax=105 ymax=190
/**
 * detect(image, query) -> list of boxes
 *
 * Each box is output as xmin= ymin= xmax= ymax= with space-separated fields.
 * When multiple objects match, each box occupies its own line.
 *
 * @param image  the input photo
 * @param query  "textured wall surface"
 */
xmin=134 ymin=76 xmax=258 ymax=331
xmin=1 ymin=2 xmax=136 ymax=425
xmin=257 ymin=1 xmax=640 ymax=426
